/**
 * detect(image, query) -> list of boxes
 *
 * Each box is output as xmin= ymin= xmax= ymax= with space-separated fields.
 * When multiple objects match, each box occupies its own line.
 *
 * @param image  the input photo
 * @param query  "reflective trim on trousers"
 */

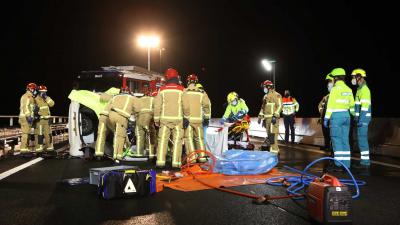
xmin=95 ymin=123 xmax=105 ymax=155
xmin=360 ymin=150 xmax=369 ymax=155
xmin=334 ymin=157 xmax=351 ymax=161
xmin=136 ymin=125 xmax=142 ymax=155
xmin=335 ymin=151 xmax=351 ymax=155
xmin=172 ymin=126 xmax=181 ymax=166
xmin=361 ymin=155 xmax=370 ymax=160
xmin=156 ymin=126 xmax=168 ymax=166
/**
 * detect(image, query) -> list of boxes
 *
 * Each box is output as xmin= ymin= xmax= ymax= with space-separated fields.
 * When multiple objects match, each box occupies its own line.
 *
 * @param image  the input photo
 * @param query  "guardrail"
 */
xmin=0 ymin=116 xmax=69 ymax=157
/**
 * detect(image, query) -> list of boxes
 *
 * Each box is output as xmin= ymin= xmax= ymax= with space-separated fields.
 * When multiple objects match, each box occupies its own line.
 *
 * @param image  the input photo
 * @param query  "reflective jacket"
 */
xmin=136 ymin=96 xmax=154 ymax=115
xmin=258 ymin=90 xmax=282 ymax=118
xmin=101 ymin=94 xmax=139 ymax=118
xmin=355 ymin=83 xmax=372 ymax=121
xmin=154 ymin=83 xmax=187 ymax=123
xmin=325 ymin=80 xmax=355 ymax=119
xmin=35 ymin=96 xmax=55 ymax=119
xmin=19 ymin=91 xmax=35 ymax=118
xmin=223 ymin=98 xmax=248 ymax=120
xmin=183 ymin=83 xmax=212 ymax=123
xmin=282 ymin=96 xmax=299 ymax=116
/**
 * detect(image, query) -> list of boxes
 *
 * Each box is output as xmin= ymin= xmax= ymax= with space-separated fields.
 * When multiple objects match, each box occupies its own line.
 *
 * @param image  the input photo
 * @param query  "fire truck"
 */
xmin=68 ymin=66 xmax=163 ymax=157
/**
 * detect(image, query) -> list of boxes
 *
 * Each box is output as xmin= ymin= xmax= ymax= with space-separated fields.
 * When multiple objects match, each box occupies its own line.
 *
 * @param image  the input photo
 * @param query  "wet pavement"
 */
xmin=0 ymin=143 xmax=400 ymax=225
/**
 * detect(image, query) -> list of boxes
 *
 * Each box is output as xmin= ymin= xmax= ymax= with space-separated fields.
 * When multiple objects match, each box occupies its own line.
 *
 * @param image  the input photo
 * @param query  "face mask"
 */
xmin=264 ymin=88 xmax=269 ymax=94
xmin=327 ymin=82 xmax=334 ymax=92
xmin=285 ymin=93 xmax=290 ymax=97
xmin=351 ymin=78 xmax=357 ymax=86
xmin=231 ymin=99 xmax=238 ymax=106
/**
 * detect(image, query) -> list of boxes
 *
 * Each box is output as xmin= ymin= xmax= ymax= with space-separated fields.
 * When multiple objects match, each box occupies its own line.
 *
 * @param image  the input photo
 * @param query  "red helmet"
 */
xmin=38 ymin=85 xmax=47 ymax=92
xmin=120 ymin=86 xmax=130 ymax=94
xmin=186 ymin=74 xmax=198 ymax=84
xmin=165 ymin=68 xmax=179 ymax=80
xmin=26 ymin=83 xmax=37 ymax=92
xmin=262 ymin=80 xmax=273 ymax=87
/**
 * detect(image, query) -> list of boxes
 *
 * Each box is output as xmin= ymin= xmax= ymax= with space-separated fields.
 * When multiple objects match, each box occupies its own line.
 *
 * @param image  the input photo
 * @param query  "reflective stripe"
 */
xmin=336 ymin=99 xmax=349 ymax=103
xmin=326 ymin=109 xmax=348 ymax=112
xmin=113 ymin=108 xmax=130 ymax=118
xmin=95 ymin=123 xmax=105 ymax=154
xmin=335 ymin=157 xmax=351 ymax=161
xmin=172 ymin=126 xmax=180 ymax=165
xmin=366 ymin=113 xmax=371 ymax=117
xmin=40 ymin=106 xmax=48 ymax=109
xmin=360 ymin=151 xmax=369 ymax=155
xmin=335 ymin=151 xmax=351 ymax=155
xmin=360 ymin=99 xmax=371 ymax=104
xmin=361 ymin=107 xmax=369 ymax=111
xmin=188 ymin=126 xmax=194 ymax=152
xmin=355 ymin=102 xmax=361 ymax=105
xmin=198 ymin=126 xmax=205 ymax=150
xmin=355 ymin=113 xmax=360 ymax=116
xmin=159 ymin=126 xmax=167 ymax=161
xmin=136 ymin=125 xmax=141 ymax=155
xmin=361 ymin=155 xmax=370 ymax=160
xmin=275 ymin=98 xmax=282 ymax=114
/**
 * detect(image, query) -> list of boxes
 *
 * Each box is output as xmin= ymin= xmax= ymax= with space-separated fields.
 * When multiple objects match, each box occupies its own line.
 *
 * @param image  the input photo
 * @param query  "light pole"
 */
xmin=261 ymin=59 xmax=276 ymax=87
xmin=159 ymin=48 xmax=166 ymax=73
xmin=138 ymin=35 xmax=160 ymax=71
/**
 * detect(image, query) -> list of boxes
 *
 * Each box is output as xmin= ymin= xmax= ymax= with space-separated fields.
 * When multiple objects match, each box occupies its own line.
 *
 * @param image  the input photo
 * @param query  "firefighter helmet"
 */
xmin=330 ymin=68 xmax=346 ymax=77
xmin=165 ymin=68 xmax=179 ymax=80
xmin=351 ymin=68 xmax=366 ymax=77
xmin=38 ymin=85 xmax=47 ymax=92
xmin=325 ymin=73 xmax=333 ymax=81
xmin=227 ymin=92 xmax=238 ymax=103
xmin=26 ymin=83 xmax=37 ymax=92
xmin=262 ymin=80 xmax=273 ymax=88
xmin=187 ymin=74 xmax=198 ymax=84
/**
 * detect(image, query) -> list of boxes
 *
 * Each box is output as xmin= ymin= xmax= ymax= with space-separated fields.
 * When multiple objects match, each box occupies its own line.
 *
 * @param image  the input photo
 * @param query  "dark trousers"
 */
xmin=283 ymin=115 xmax=295 ymax=143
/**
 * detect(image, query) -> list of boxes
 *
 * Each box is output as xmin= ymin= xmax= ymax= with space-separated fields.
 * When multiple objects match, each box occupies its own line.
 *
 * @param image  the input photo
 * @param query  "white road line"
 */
xmin=0 ymin=157 xmax=44 ymax=181
xmin=280 ymin=144 xmax=400 ymax=169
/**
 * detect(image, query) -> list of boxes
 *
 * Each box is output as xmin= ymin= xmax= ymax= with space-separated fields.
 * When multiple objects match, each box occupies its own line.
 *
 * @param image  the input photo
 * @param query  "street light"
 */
xmin=137 ymin=35 xmax=160 ymax=71
xmin=159 ymin=48 xmax=166 ymax=73
xmin=261 ymin=59 xmax=276 ymax=87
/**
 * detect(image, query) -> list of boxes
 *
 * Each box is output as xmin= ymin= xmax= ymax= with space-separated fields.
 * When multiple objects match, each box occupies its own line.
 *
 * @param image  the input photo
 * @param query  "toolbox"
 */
xmin=89 ymin=165 xmax=137 ymax=185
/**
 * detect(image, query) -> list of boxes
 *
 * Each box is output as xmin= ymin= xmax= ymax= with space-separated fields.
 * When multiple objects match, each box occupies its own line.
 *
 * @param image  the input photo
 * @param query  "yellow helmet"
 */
xmin=196 ymin=83 xmax=204 ymax=90
xmin=325 ymin=73 xmax=333 ymax=81
xmin=227 ymin=92 xmax=238 ymax=103
xmin=351 ymin=68 xmax=366 ymax=77
xmin=330 ymin=68 xmax=346 ymax=77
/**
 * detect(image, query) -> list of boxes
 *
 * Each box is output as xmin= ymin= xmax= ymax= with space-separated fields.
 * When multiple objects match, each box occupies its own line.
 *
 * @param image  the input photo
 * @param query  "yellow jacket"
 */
xmin=183 ymin=83 xmax=211 ymax=123
xmin=102 ymin=94 xmax=139 ymax=118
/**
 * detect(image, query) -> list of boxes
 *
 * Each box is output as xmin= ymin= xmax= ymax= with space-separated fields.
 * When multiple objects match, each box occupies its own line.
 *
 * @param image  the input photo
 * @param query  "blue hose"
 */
xmin=266 ymin=157 xmax=366 ymax=199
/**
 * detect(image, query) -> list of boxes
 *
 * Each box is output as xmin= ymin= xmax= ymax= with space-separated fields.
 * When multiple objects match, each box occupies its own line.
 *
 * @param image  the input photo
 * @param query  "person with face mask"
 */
xmin=318 ymin=74 xmax=334 ymax=152
xmin=324 ymin=68 xmax=355 ymax=170
xmin=220 ymin=92 xmax=248 ymax=124
xmin=258 ymin=80 xmax=282 ymax=154
xmin=281 ymin=90 xmax=299 ymax=144
xmin=18 ymin=83 xmax=38 ymax=157
xmin=34 ymin=85 xmax=55 ymax=155
xmin=350 ymin=68 xmax=372 ymax=172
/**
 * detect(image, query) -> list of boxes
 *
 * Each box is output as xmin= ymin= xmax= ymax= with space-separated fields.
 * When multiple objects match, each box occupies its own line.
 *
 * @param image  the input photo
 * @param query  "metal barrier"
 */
xmin=0 ymin=116 xmax=68 ymax=157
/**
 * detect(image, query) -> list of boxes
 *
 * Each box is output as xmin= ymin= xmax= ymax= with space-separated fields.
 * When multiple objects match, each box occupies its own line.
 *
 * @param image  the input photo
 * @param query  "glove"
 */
xmin=219 ymin=118 xmax=226 ymax=125
xmin=27 ymin=116 xmax=33 ymax=124
xmin=203 ymin=119 xmax=209 ymax=127
xmin=271 ymin=116 xmax=277 ymax=125
xmin=236 ymin=110 xmax=245 ymax=118
xmin=183 ymin=118 xmax=189 ymax=129
xmin=41 ymin=92 xmax=47 ymax=99
xmin=154 ymin=121 xmax=160 ymax=128
xmin=257 ymin=117 xmax=262 ymax=124
xmin=323 ymin=118 xmax=329 ymax=128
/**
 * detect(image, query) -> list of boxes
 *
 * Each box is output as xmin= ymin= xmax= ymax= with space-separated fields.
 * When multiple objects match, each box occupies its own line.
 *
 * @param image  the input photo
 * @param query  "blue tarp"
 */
xmin=213 ymin=150 xmax=278 ymax=175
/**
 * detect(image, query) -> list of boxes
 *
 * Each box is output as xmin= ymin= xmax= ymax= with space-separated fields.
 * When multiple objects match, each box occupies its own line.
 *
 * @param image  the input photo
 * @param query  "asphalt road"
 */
xmin=0 ymin=143 xmax=400 ymax=225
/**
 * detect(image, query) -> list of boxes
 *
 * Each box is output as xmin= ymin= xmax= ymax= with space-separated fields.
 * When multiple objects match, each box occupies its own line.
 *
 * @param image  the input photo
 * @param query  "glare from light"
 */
xmin=138 ymin=35 xmax=160 ymax=48
xmin=261 ymin=59 xmax=272 ymax=71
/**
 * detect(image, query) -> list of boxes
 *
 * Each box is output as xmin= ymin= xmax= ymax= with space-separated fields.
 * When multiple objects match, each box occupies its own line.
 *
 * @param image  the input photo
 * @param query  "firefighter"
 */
xmin=281 ymin=90 xmax=299 ymax=144
xmin=34 ymin=85 xmax=55 ymax=154
xmin=351 ymin=68 xmax=372 ymax=169
xmin=318 ymin=74 xmax=334 ymax=151
xmin=135 ymin=91 xmax=157 ymax=159
xmin=154 ymin=68 xmax=188 ymax=168
xmin=258 ymin=80 xmax=282 ymax=154
xmin=94 ymin=89 xmax=139 ymax=161
xmin=323 ymin=68 xmax=355 ymax=169
xmin=18 ymin=83 xmax=38 ymax=156
xmin=220 ymin=92 xmax=248 ymax=124
xmin=183 ymin=74 xmax=211 ymax=162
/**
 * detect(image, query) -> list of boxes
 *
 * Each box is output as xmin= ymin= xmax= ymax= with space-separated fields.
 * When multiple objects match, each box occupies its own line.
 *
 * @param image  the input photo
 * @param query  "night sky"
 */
xmin=1 ymin=0 xmax=398 ymax=117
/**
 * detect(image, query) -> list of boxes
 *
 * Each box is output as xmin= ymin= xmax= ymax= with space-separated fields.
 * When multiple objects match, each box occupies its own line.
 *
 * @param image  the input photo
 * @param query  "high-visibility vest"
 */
xmin=325 ymin=80 xmax=355 ymax=119
xmin=282 ymin=97 xmax=299 ymax=116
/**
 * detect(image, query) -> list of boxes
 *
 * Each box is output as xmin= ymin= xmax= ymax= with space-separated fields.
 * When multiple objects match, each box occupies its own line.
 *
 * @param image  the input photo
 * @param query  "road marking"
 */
xmin=0 ymin=157 xmax=44 ymax=181
xmin=280 ymin=144 xmax=400 ymax=169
